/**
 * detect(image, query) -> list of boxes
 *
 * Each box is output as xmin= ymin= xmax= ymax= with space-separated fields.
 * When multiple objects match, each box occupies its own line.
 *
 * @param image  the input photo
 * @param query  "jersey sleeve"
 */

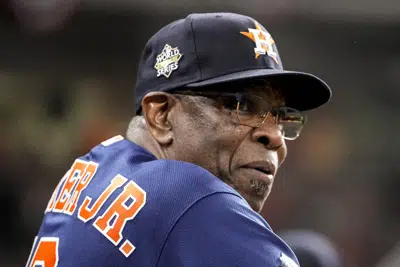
xmin=157 ymin=192 xmax=299 ymax=267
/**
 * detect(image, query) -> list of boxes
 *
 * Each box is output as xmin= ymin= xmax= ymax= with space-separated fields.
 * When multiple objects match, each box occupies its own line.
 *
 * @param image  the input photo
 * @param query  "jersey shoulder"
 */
xmin=158 ymin=192 xmax=299 ymax=267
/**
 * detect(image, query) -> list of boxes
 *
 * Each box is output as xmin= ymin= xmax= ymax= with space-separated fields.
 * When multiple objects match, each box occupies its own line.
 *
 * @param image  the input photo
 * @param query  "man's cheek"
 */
xmin=277 ymin=144 xmax=287 ymax=166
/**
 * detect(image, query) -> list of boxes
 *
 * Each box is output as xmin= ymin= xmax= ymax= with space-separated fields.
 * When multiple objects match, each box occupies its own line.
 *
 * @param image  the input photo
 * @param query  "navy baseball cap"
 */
xmin=134 ymin=12 xmax=332 ymax=114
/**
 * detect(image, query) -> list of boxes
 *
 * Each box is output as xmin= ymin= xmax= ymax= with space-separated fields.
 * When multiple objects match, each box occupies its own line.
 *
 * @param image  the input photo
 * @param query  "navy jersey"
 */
xmin=26 ymin=136 xmax=299 ymax=267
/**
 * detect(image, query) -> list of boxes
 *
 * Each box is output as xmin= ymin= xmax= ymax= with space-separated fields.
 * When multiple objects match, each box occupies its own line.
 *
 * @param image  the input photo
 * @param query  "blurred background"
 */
xmin=0 ymin=0 xmax=399 ymax=266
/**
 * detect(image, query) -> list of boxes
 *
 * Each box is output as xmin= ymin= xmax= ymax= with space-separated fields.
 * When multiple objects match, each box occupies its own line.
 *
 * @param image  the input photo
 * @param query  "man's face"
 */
xmin=170 ymin=83 xmax=288 ymax=212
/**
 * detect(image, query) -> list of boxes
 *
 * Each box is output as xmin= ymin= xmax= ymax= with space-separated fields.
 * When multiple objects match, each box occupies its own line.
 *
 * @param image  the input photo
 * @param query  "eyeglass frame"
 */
xmin=171 ymin=90 xmax=307 ymax=140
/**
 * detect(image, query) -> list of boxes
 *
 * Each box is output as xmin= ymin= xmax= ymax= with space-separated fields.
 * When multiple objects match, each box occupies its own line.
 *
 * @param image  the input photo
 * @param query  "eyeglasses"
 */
xmin=173 ymin=91 xmax=306 ymax=140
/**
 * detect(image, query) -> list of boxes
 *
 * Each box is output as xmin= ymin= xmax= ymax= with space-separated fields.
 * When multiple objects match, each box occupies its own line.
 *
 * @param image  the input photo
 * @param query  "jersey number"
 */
xmin=26 ymin=237 xmax=59 ymax=267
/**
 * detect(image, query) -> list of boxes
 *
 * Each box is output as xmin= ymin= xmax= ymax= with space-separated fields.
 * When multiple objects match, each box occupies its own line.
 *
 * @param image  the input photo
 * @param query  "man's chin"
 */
xmin=218 ymin=176 xmax=270 ymax=213
xmin=244 ymin=194 xmax=269 ymax=213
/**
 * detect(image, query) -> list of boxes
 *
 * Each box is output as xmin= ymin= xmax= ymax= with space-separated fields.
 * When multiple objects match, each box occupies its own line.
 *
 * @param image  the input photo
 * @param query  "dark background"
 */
xmin=1 ymin=0 xmax=399 ymax=266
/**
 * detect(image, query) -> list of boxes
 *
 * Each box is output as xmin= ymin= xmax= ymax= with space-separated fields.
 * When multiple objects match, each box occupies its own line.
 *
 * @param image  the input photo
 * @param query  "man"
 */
xmin=26 ymin=12 xmax=331 ymax=266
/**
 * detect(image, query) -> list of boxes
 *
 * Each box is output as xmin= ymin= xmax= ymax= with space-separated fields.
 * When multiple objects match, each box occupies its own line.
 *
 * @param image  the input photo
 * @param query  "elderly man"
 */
xmin=27 ymin=12 xmax=331 ymax=267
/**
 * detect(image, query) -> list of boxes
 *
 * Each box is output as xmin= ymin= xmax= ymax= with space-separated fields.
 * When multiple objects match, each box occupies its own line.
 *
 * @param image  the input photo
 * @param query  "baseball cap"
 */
xmin=134 ymin=12 xmax=332 ymax=114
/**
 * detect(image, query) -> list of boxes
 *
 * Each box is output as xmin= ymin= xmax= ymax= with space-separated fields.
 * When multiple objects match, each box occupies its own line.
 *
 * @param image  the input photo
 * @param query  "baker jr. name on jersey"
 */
xmin=43 ymin=137 xmax=146 ymax=258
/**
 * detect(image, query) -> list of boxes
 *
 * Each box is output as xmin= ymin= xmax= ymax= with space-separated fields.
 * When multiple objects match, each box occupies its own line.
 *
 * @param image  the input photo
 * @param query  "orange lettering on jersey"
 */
xmin=65 ymin=162 xmax=98 ymax=215
xmin=27 ymin=237 xmax=59 ymax=267
xmin=78 ymin=175 xmax=127 ymax=223
xmin=53 ymin=160 xmax=88 ymax=213
xmin=45 ymin=171 xmax=69 ymax=214
xmin=119 ymin=239 xmax=136 ymax=258
xmin=93 ymin=179 xmax=146 ymax=245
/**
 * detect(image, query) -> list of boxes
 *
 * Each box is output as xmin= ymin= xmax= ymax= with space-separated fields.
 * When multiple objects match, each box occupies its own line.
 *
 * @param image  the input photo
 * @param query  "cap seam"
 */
xmin=189 ymin=16 xmax=202 ymax=80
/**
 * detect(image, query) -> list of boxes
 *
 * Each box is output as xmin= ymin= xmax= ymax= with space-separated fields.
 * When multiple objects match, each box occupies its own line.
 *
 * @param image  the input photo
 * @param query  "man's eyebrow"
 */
xmin=248 ymin=86 xmax=286 ymax=102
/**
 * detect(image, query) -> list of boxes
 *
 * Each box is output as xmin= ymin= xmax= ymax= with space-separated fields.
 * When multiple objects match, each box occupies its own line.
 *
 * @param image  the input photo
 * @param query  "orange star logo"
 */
xmin=240 ymin=22 xmax=279 ymax=64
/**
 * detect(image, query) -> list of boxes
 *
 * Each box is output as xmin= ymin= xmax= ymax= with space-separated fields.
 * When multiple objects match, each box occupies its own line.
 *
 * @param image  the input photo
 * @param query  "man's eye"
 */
xmin=238 ymin=100 xmax=251 ymax=112
xmin=270 ymin=109 xmax=281 ymax=117
xmin=239 ymin=97 xmax=261 ymax=113
xmin=221 ymin=97 xmax=238 ymax=110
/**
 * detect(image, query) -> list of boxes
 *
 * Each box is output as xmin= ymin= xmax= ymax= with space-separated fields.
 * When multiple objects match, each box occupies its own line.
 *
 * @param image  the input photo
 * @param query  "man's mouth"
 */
xmin=253 ymin=167 xmax=272 ymax=175
xmin=243 ymin=160 xmax=276 ymax=180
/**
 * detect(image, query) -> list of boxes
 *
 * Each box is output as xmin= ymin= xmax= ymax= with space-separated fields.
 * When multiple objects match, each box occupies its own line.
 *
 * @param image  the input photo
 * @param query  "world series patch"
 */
xmin=154 ymin=44 xmax=183 ymax=78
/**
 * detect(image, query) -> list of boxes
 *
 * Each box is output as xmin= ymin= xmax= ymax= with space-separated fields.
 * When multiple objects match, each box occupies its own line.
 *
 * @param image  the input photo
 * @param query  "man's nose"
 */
xmin=251 ymin=119 xmax=284 ymax=151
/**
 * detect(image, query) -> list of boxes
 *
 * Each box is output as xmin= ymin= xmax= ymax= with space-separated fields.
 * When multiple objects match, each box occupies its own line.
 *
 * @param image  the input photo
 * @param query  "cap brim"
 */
xmin=185 ymin=69 xmax=332 ymax=111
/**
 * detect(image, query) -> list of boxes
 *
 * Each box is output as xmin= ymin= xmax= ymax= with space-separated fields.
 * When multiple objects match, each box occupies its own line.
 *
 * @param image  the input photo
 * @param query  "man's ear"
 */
xmin=141 ymin=92 xmax=176 ymax=145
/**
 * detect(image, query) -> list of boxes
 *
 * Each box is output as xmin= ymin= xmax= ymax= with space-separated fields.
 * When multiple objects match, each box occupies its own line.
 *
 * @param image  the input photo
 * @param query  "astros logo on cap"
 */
xmin=240 ymin=22 xmax=278 ymax=64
